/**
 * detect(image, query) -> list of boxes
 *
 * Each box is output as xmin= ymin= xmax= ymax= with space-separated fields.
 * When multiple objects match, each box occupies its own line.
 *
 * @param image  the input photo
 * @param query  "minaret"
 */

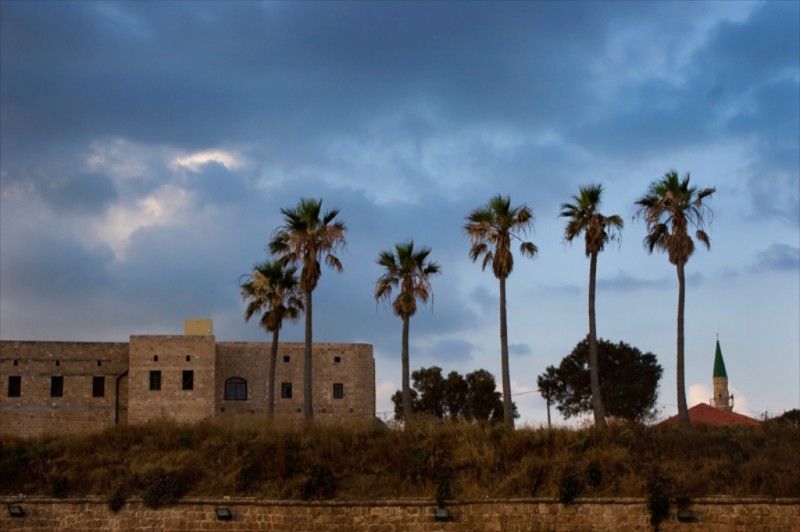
xmin=712 ymin=338 xmax=733 ymax=412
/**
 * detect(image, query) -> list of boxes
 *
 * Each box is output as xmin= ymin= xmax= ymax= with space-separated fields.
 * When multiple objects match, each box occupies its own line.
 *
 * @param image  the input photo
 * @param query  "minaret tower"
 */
xmin=712 ymin=337 xmax=733 ymax=412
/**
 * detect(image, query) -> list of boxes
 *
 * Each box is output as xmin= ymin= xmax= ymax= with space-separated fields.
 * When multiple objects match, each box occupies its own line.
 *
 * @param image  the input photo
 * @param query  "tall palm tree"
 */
xmin=465 ymin=195 xmax=538 ymax=429
xmin=240 ymin=260 xmax=304 ymax=420
xmin=269 ymin=198 xmax=347 ymax=422
xmin=635 ymin=171 xmax=715 ymax=425
xmin=560 ymin=184 xmax=623 ymax=427
xmin=375 ymin=241 xmax=441 ymax=422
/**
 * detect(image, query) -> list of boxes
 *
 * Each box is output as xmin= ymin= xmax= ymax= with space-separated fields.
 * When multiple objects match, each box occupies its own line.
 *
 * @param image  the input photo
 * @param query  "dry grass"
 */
xmin=1 ymin=418 xmax=798 ymax=506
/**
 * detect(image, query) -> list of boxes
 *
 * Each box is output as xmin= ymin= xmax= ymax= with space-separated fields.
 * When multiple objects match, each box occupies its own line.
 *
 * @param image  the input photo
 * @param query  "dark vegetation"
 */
xmin=1 ymin=416 xmax=798 ymax=510
xmin=390 ymin=366 xmax=517 ymax=422
xmin=538 ymin=337 xmax=663 ymax=422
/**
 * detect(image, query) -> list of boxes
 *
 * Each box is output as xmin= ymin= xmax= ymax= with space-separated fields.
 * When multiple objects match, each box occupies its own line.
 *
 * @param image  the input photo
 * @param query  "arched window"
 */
xmin=224 ymin=377 xmax=247 ymax=401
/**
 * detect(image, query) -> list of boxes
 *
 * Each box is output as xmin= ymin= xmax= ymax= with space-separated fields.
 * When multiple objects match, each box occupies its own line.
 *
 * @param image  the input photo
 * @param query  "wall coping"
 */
xmin=2 ymin=495 xmax=798 ymax=507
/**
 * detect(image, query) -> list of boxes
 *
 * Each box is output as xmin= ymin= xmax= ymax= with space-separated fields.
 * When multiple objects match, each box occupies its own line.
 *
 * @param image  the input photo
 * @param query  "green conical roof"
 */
xmin=713 ymin=339 xmax=728 ymax=378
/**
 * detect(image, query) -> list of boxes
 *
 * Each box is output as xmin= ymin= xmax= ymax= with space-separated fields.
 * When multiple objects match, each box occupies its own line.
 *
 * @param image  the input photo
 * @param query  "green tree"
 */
xmin=391 ymin=366 xmax=514 ymax=422
xmin=537 ymin=337 xmax=663 ymax=422
xmin=465 ymin=195 xmax=538 ymax=428
xmin=269 ymin=198 xmax=347 ymax=421
xmin=375 ymin=241 xmax=441 ymax=422
xmin=240 ymin=260 xmax=303 ymax=420
xmin=536 ymin=366 xmax=558 ymax=429
xmin=635 ymin=171 xmax=715 ymax=425
xmin=560 ymin=184 xmax=623 ymax=427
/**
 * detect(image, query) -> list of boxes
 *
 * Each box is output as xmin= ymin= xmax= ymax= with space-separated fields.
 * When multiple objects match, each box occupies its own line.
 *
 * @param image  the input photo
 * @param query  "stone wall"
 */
xmin=0 ymin=341 xmax=129 ymax=438
xmin=128 ymin=335 xmax=217 ymax=425
xmin=0 ymin=496 xmax=797 ymax=531
xmin=1 ymin=338 xmax=375 ymax=437
xmin=215 ymin=342 xmax=375 ymax=423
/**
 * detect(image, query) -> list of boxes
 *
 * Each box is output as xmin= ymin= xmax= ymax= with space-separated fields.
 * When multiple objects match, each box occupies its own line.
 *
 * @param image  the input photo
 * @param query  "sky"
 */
xmin=1 ymin=1 xmax=798 ymax=426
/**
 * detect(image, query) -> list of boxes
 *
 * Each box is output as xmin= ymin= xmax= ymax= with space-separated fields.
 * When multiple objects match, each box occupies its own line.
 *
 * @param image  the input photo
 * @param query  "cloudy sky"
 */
xmin=2 ymin=1 xmax=798 ymax=424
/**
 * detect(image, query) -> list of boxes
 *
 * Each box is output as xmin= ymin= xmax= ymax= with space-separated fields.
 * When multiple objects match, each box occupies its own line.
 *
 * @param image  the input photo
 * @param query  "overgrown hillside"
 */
xmin=1 ymin=419 xmax=798 ymax=509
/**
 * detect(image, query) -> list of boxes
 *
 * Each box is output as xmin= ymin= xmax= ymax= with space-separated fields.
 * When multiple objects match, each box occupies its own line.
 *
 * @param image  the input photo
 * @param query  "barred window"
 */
xmin=149 ymin=371 xmax=161 ymax=391
xmin=333 ymin=383 xmax=344 ymax=399
xmin=224 ymin=377 xmax=247 ymax=401
xmin=281 ymin=382 xmax=292 ymax=399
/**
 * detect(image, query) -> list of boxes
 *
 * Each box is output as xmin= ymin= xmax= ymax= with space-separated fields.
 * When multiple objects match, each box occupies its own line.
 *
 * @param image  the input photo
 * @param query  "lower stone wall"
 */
xmin=1 ymin=497 xmax=797 ymax=531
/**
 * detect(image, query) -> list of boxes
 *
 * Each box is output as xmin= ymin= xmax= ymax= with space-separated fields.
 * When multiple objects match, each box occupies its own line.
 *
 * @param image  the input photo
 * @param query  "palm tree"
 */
xmin=269 ymin=198 xmax=347 ymax=421
xmin=240 ymin=260 xmax=303 ymax=420
xmin=465 ymin=195 xmax=538 ymax=429
xmin=375 ymin=241 xmax=441 ymax=422
xmin=635 ymin=171 xmax=715 ymax=425
xmin=560 ymin=184 xmax=623 ymax=427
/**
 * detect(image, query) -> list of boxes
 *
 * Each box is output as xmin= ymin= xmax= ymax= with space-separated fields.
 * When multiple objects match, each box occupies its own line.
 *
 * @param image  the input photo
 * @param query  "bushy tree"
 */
xmin=391 ymin=366 xmax=515 ymax=422
xmin=538 ymin=337 xmax=663 ymax=423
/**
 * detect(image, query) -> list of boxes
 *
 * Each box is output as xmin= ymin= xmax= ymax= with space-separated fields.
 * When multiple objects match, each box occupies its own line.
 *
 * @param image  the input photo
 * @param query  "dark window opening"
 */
xmin=97 ymin=360 xmax=102 ymax=367
xmin=55 ymin=360 xmax=60 ymax=366
xmin=281 ymin=382 xmax=292 ymax=399
xmin=334 ymin=356 xmax=341 ymax=363
xmin=333 ymin=383 xmax=344 ymax=399
xmin=92 ymin=376 xmax=105 ymax=397
xmin=13 ymin=360 xmax=19 ymax=366
xmin=51 ymin=376 xmax=64 ymax=397
xmin=8 ymin=376 xmax=21 ymax=397
xmin=186 ymin=355 xmax=191 ymax=362
xmin=149 ymin=371 xmax=161 ymax=391
xmin=283 ymin=356 xmax=290 ymax=363
xmin=153 ymin=355 xmax=159 ymax=362
xmin=224 ymin=377 xmax=247 ymax=401
xmin=182 ymin=370 xmax=194 ymax=390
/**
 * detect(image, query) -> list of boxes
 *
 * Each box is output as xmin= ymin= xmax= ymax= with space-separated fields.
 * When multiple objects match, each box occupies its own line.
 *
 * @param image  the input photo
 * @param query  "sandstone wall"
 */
xmin=0 ymin=496 xmax=796 ymax=531
xmin=128 ymin=335 xmax=217 ymax=425
xmin=2 ymin=338 xmax=375 ymax=437
xmin=0 ymin=341 xmax=129 ymax=438
xmin=215 ymin=342 xmax=375 ymax=422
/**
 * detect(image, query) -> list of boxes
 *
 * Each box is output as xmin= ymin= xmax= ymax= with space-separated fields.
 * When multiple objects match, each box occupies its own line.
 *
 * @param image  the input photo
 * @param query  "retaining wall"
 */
xmin=1 ymin=496 xmax=797 ymax=531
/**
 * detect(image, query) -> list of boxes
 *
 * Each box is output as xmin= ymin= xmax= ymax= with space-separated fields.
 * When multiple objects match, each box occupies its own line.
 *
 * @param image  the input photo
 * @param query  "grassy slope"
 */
xmin=1 ymin=419 xmax=798 ymax=506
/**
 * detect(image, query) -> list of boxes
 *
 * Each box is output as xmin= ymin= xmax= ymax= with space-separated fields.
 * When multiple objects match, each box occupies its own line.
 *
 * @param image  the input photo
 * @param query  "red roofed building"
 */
xmin=661 ymin=402 xmax=761 ymax=426
xmin=660 ymin=339 xmax=761 ymax=427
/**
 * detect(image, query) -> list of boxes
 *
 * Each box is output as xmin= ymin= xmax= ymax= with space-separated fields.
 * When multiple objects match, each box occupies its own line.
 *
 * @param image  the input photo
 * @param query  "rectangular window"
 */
xmin=92 ymin=376 xmax=105 ymax=398
xmin=51 ymin=376 xmax=64 ymax=397
xmin=182 ymin=370 xmax=194 ymax=390
xmin=281 ymin=382 xmax=292 ymax=399
xmin=149 ymin=370 xmax=161 ymax=391
xmin=7 ymin=376 xmax=21 ymax=397
xmin=333 ymin=383 xmax=344 ymax=399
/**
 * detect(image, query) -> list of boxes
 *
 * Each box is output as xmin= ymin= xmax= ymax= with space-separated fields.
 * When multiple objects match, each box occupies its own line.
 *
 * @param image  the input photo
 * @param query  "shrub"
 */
xmin=140 ymin=468 xmax=188 ymax=508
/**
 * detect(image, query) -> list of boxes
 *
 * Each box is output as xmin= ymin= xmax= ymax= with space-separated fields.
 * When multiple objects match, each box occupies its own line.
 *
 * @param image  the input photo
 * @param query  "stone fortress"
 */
xmin=0 ymin=319 xmax=375 ymax=438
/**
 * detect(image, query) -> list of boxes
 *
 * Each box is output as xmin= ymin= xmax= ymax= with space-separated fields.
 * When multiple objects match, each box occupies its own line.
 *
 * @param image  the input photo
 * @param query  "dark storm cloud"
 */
xmin=752 ymin=244 xmax=800 ymax=273
xmin=0 ymin=225 xmax=113 ymax=302
xmin=37 ymin=172 xmax=119 ymax=215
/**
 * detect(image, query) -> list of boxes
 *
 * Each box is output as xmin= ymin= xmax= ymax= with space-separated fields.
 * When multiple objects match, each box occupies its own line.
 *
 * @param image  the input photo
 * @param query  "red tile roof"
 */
xmin=660 ymin=402 xmax=761 ymax=426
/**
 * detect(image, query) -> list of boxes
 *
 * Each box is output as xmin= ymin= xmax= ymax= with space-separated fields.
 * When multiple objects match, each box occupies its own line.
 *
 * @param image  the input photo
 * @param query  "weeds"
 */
xmin=0 ymin=419 xmax=797 ymax=503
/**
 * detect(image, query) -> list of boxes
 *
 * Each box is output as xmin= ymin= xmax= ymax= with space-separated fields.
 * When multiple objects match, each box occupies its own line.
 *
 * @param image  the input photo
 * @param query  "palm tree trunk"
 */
xmin=401 ymin=315 xmax=411 ymax=422
xmin=499 ymin=276 xmax=514 ymax=429
xmin=269 ymin=328 xmax=279 ymax=421
xmin=676 ymin=262 xmax=689 ymax=425
xmin=304 ymin=290 xmax=314 ymax=422
xmin=588 ymin=251 xmax=606 ymax=427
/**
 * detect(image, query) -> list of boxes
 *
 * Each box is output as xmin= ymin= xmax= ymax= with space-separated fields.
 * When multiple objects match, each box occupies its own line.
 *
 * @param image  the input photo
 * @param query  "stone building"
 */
xmin=0 ymin=319 xmax=375 ymax=438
